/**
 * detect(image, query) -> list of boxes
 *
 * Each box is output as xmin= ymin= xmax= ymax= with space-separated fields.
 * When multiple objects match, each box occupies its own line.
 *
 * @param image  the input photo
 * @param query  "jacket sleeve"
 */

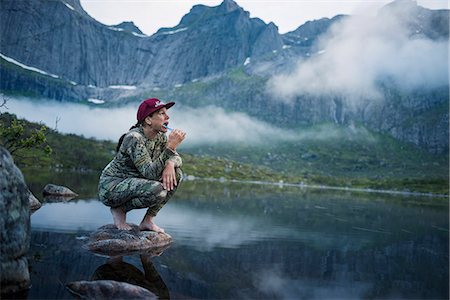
xmin=168 ymin=153 xmax=183 ymax=168
xmin=161 ymin=133 xmax=183 ymax=168
xmin=124 ymin=131 xmax=176 ymax=180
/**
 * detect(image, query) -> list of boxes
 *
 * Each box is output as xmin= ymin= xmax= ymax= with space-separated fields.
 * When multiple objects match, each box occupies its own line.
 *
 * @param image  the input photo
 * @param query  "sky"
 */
xmin=79 ymin=0 xmax=448 ymax=36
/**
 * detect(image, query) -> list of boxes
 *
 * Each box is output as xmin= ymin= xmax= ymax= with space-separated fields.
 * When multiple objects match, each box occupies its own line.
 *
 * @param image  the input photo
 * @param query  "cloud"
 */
xmin=5 ymin=97 xmax=377 ymax=147
xmin=169 ymin=105 xmax=299 ymax=146
xmin=267 ymin=2 xmax=448 ymax=103
xmin=4 ymin=97 xmax=300 ymax=146
xmin=4 ymin=96 xmax=136 ymax=141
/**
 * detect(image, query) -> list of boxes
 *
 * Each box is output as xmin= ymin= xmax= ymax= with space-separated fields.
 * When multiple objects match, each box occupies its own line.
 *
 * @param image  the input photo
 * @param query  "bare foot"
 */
xmin=110 ymin=207 xmax=132 ymax=230
xmin=139 ymin=222 xmax=165 ymax=233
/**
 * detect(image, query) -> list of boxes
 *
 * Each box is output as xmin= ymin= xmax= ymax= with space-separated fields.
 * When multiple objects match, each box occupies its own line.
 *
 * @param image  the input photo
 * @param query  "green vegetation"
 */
xmin=183 ymin=123 xmax=449 ymax=194
xmin=1 ymin=113 xmax=448 ymax=195
xmin=0 ymin=113 xmax=52 ymax=166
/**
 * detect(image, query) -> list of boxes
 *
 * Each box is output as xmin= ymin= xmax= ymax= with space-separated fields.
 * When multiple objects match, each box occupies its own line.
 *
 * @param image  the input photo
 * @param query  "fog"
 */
xmin=4 ymin=97 xmax=378 ymax=147
xmin=268 ymin=2 xmax=448 ymax=103
xmin=3 ymin=97 xmax=303 ymax=147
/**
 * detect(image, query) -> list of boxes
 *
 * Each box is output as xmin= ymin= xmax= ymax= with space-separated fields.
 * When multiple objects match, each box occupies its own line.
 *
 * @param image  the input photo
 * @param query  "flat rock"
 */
xmin=85 ymin=224 xmax=172 ymax=256
xmin=66 ymin=280 xmax=157 ymax=300
xmin=42 ymin=184 xmax=78 ymax=197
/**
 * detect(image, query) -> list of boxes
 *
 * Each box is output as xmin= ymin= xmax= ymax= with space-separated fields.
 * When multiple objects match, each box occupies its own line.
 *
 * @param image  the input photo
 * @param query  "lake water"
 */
xmin=24 ymin=171 xmax=449 ymax=299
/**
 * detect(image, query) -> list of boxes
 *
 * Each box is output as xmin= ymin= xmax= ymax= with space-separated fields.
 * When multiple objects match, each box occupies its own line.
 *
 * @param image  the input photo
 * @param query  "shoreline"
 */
xmin=186 ymin=176 xmax=449 ymax=198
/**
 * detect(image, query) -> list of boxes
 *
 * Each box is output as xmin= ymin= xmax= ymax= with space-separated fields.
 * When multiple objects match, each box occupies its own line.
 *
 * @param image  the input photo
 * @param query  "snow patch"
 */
xmin=282 ymin=45 xmax=291 ymax=50
xmin=87 ymin=98 xmax=105 ymax=104
xmin=131 ymin=32 xmax=147 ymax=38
xmin=160 ymin=27 xmax=188 ymax=35
xmin=63 ymin=2 xmax=75 ymax=11
xmin=108 ymin=27 xmax=124 ymax=32
xmin=0 ymin=52 xmax=59 ymax=79
xmin=317 ymin=49 xmax=326 ymax=55
xmin=174 ymin=83 xmax=183 ymax=88
xmin=69 ymin=81 xmax=77 ymax=86
xmin=272 ymin=50 xmax=278 ymax=54
xmin=108 ymin=26 xmax=146 ymax=37
xmin=244 ymin=57 xmax=251 ymax=66
xmin=108 ymin=85 xmax=137 ymax=90
xmin=88 ymin=84 xmax=96 ymax=88
xmin=152 ymin=87 xmax=161 ymax=91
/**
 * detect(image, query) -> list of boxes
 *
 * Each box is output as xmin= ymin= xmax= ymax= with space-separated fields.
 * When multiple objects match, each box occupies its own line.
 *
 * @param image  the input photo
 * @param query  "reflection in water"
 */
xmin=28 ymin=180 xmax=449 ymax=299
xmin=92 ymin=255 xmax=170 ymax=299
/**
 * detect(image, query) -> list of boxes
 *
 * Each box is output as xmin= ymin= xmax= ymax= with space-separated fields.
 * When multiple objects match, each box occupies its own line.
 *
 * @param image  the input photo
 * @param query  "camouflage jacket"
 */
xmin=100 ymin=127 xmax=182 ymax=181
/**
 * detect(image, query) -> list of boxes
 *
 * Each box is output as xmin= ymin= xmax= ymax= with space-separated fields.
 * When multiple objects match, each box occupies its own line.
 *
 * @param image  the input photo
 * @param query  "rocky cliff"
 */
xmin=0 ymin=0 xmax=282 ymax=87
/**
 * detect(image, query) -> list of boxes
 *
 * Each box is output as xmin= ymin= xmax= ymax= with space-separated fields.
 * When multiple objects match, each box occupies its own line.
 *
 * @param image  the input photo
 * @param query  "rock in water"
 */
xmin=85 ymin=224 xmax=172 ymax=256
xmin=0 ymin=147 xmax=31 ymax=294
xmin=66 ymin=280 xmax=157 ymax=300
xmin=28 ymin=190 xmax=41 ymax=211
xmin=42 ymin=183 xmax=78 ymax=197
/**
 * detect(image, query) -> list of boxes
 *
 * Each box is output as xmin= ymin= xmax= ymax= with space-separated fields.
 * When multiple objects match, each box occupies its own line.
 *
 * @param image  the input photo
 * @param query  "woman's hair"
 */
xmin=116 ymin=122 xmax=140 ymax=152
xmin=116 ymin=110 xmax=157 ymax=152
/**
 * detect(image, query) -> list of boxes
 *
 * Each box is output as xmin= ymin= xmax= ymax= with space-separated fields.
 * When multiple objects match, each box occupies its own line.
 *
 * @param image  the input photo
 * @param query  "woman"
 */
xmin=98 ymin=98 xmax=186 ymax=232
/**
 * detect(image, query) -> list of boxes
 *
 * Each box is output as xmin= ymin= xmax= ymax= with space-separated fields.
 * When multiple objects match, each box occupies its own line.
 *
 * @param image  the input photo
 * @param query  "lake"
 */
xmin=24 ymin=170 xmax=449 ymax=299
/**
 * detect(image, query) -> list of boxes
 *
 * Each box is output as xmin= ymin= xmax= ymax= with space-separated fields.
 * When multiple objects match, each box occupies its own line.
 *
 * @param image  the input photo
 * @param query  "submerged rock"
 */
xmin=0 ymin=147 xmax=31 ymax=294
xmin=42 ymin=184 xmax=78 ymax=197
xmin=85 ymin=224 xmax=172 ymax=256
xmin=28 ymin=190 xmax=41 ymax=211
xmin=66 ymin=280 xmax=157 ymax=300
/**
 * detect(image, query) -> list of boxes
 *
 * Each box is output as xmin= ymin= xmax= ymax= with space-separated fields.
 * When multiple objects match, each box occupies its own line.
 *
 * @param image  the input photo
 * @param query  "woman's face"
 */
xmin=146 ymin=107 xmax=170 ymax=133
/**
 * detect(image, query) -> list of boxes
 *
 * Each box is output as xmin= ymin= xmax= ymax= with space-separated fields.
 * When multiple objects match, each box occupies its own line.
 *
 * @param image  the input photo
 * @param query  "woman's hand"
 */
xmin=162 ymin=161 xmax=177 ymax=191
xmin=167 ymin=129 xmax=186 ymax=152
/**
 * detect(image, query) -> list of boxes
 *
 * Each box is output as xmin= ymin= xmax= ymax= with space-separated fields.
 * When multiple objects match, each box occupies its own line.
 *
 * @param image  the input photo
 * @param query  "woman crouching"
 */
xmin=98 ymin=98 xmax=186 ymax=232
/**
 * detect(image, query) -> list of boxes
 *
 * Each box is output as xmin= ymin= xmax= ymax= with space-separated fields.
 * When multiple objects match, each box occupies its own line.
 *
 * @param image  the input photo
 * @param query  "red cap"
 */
xmin=136 ymin=98 xmax=175 ymax=122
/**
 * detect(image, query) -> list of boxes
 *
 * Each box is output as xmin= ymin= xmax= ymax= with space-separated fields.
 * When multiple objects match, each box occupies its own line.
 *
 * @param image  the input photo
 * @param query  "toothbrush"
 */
xmin=163 ymin=124 xmax=173 ymax=132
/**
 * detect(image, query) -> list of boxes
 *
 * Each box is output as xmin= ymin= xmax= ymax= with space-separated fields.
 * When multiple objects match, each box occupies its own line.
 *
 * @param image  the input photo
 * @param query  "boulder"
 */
xmin=0 ymin=147 xmax=31 ymax=294
xmin=85 ymin=224 xmax=172 ymax=256
xmin=42 ymin=183 xmax=78 ymax=197
xmin=28 ymin=190 xmax=41 ymax=211
xmin=66 ymin=280 xmax=157 ymax=300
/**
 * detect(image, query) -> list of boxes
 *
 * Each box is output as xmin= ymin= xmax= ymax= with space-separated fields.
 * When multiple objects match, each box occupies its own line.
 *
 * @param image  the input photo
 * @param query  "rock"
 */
xmin=28 ymin=190 xmax=41 ymax=211
xmin=66 ymin=280 xmax=157 ymax=300
xmin=42 ymin=184 xmax=78 ymax=197
xmin=85 ymin=224 xmax=172 ymax=256
xmin=0 ymin=147 xmax=31 ymax=294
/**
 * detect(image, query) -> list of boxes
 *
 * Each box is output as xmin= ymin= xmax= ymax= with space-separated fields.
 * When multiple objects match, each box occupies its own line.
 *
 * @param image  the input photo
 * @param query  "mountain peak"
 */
xmin=218 ymin=0 xmax=241 ymax=13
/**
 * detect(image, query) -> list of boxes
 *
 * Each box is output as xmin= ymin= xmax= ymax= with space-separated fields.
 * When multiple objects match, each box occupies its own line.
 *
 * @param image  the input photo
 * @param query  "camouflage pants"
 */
xmin=98 ymin=168 xmax=182 ymax=216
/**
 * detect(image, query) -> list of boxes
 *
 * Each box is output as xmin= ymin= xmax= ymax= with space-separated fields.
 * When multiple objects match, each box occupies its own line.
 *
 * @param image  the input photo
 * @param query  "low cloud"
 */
xmin=268 ymin=2 xmax=448 ymax=102
xmin=169 ymin=105 xmax=299 ymax=146
xmin=4 ymin=97 xmax=377 ymax=147
xmin=4 ymin=97 xmax=299 ymax=146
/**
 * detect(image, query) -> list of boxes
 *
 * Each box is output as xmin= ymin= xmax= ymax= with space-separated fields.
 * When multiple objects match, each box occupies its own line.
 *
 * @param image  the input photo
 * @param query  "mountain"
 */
xmin=0 ymin=0 xmax=448 ymax=154
xmin=0 ymin=0 xmax=282 ymax=88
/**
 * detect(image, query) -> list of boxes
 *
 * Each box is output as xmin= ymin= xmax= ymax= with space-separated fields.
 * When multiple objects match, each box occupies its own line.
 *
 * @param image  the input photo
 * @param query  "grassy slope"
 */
xmin=1 ymin=113 xmax=448 ymax=195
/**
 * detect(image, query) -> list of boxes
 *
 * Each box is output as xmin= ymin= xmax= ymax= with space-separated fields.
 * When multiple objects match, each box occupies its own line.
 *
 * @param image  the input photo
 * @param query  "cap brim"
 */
xmin=164 ymin=102 xmax=175 ymax=109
